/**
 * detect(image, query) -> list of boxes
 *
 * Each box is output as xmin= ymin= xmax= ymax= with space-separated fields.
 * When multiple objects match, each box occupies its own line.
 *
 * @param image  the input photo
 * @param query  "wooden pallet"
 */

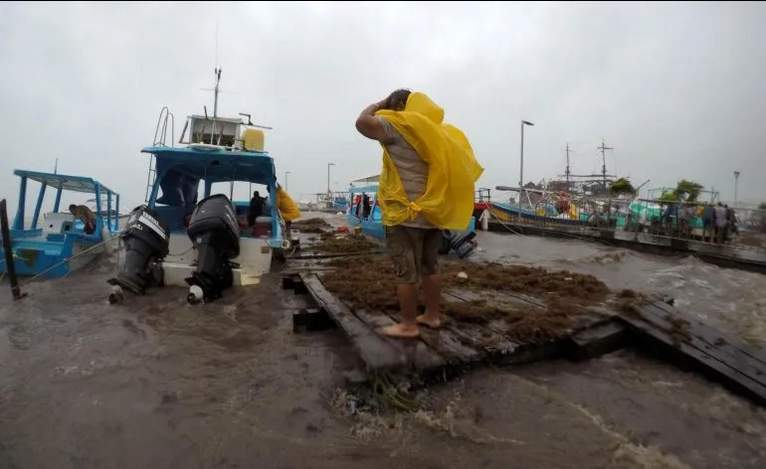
xmin=286 ymin=269 xmax=766 ymax=406
xmin=294 ymin=272 xmax=618 ymax=376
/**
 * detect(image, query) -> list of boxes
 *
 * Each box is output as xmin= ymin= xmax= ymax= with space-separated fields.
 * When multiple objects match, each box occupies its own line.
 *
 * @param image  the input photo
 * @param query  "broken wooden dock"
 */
xmin=284 ymin=261 xmax=766 ymax=406
xmin=286 ymin=225 xmax=766 ymax=406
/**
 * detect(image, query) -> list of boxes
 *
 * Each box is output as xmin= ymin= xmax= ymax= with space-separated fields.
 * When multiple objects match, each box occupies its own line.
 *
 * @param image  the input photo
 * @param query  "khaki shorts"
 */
xmin=385 ymin=225 xmax=441 ymax=284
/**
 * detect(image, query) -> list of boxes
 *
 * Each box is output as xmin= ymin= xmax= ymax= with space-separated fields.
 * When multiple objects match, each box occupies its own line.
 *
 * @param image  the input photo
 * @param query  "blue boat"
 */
xmin=1 ymin=170 xmax=119 ymax=278
xmin=346 ymin=184 xmax=385 ymax=240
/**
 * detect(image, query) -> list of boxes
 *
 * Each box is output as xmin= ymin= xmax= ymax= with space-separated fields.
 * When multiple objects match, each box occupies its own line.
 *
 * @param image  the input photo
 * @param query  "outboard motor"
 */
xmin=439 ymin=230 xmax=477 ymax=259
xmin=185 ymin=194 xmax=240 ymax=303
xmin=108 ymin=205 xmax=169 ymax=303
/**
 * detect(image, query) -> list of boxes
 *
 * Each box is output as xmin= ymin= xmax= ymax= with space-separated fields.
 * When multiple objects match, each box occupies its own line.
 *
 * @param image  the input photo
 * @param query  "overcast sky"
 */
xmin=1 ymin=1 xmax=764 ymax=215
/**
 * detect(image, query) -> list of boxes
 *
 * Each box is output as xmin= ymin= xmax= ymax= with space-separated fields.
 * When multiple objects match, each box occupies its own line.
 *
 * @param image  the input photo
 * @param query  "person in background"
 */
xmin=69 ymin=204 xmax=96 ymax=234
xmin=354 ymin=194 xmax=362 ymax=218
xmin=724 ymin=204 xmax=736 ymax=242
xmin=247 ymin=191 xmax=265 ymax=227
xmin=702 ymin=203 xmax=716 ymax=243
xmin=714 ymin=202 xmax=728 ymax=244
xmin=362 ymin=193 xmax=372 ymax=220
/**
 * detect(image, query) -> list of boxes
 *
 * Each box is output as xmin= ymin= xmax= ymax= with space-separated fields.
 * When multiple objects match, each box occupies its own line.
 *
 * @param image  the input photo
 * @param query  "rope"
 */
xmin=168 ymin=246 xmax=195 ymax=257
xmin=486 ymin=209 xmax=525 ymax=236
xmin=22 ymin=236 xmax=120 ymax=283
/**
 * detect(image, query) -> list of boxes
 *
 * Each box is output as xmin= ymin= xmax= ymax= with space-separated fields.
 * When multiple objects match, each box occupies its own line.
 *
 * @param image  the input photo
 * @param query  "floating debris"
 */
xmin=292 ymin=217 xmax=333 ymax=233
xmin=312 ymin=233 xmax=380 ymax=254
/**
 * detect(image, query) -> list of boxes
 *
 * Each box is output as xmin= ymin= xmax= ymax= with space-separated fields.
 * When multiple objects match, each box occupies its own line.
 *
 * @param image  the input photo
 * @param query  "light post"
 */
xmin=519 ymin=120 xmax=534 ymax=213
xmin=734 ymin=170 xmax=740 ymax=206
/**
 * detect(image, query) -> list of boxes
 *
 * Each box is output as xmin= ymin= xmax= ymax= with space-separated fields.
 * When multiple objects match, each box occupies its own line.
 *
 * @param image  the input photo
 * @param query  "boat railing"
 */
xmin=153 ymin=106 xmax=175 ymax=147
xmin=490 ymin=191 xmax=766 ymax=252
xmin=144 ymin=154 xmax=156 ymax=203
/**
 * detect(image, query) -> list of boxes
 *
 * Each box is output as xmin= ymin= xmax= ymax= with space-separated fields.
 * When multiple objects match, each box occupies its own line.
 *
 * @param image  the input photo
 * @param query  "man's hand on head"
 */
xmin=355 ymin=98 xmax=389 ymax=141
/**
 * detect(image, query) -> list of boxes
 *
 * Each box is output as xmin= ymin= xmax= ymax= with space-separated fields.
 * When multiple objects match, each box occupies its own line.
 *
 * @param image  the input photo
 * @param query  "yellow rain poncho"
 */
xmin=276 ymin=187 xmax=301 ymax=222
xmin=375 ymin=92 xmax=483 ymax=230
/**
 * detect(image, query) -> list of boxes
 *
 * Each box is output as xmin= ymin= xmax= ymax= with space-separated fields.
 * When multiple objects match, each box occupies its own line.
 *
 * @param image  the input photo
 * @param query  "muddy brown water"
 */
xmin=2 ymin=213 xmax=766 ymax=468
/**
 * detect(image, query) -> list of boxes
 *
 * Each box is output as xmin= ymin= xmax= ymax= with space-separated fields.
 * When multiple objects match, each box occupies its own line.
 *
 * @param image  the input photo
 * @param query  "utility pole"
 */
xmin=565 ymin=143 xmax=574 ymax=189
xmin=597 ymin=139 xmax=614 ymax=189
xmin=734 ymin=170 xmax=740 ymax=206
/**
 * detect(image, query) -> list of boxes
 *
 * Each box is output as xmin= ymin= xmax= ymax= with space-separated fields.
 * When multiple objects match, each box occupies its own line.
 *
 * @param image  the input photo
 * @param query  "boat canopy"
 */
xmin=142 ymin=146 xmax=276 ymax=186
xmin=349 ymin=184 xmax=379 ymax=194
xmin=350 ymin=174 xmax=380 ymax=185
xmin=14 ymin=170 xmax=118 ymax=196
xmin=10 ymin=169 xmax=120 ymax=233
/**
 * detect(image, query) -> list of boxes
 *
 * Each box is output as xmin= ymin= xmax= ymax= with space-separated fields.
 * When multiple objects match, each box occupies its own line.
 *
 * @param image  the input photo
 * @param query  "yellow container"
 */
xmin=243 ymin=129 xmax=265 ymax=151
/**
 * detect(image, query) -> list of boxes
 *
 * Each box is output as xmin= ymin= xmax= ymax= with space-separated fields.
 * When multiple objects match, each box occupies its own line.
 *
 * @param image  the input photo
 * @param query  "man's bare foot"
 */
xmin=378 ymin=323 xmax=420 ymax=339
xmin=416 ymin=313 xmax=444 ymax=329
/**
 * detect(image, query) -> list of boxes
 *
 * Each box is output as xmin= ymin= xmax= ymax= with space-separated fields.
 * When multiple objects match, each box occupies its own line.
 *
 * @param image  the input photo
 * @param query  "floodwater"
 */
xmin=1 ymin=213 xmax=765 ymax=468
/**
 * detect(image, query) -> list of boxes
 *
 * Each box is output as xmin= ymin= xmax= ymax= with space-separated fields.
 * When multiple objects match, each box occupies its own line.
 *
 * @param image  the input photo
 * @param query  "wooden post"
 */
xmin=1 ymin=199 xmax=25 ymax=300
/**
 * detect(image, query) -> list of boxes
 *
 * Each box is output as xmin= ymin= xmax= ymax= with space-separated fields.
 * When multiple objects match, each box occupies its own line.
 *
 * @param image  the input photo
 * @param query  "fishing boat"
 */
xmin=114 ymin=68 xmax=288 ymax=302
xmin=0 ymin=170 xmax=119 ymax=278
xmin=490 ymin=185 xmax=611 ymax=227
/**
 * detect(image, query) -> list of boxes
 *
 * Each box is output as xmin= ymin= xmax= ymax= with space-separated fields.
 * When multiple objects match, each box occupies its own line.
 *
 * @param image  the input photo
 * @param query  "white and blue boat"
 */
xmin=139 ymin=69 xmax=288 ymax=290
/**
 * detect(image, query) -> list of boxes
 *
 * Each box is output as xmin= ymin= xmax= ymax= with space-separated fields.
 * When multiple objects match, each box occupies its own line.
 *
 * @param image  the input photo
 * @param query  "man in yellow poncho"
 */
xmin=276 ymin=184 xmax=301 ymax=238
xmin=356 ymin=89 xmax=483 ymax=339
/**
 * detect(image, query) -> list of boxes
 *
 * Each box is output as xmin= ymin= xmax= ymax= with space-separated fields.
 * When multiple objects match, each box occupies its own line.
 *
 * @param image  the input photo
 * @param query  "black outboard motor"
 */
xmin=185 ymin=194 xmax=240 ymax=303
xmin=439 ymin=230 xmax=477 ymax=259
xmin=108 ymin=205 xmax=169 ymax=303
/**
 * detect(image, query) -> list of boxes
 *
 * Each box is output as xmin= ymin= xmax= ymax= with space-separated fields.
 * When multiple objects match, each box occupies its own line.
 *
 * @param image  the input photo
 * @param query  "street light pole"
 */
xmin=734 ymin=170 xmax=740 ymax=206
xmin=327 ymin=163 xmax=335 ymax=207
xmin=519 ymin=120 xmax=534 ymax=213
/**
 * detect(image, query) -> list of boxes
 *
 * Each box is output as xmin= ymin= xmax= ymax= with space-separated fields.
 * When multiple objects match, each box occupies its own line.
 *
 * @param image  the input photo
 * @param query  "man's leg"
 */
xmin=379 ymin=226 xmax=420 ymax=338
xmin=417 ymin=229 xmax=444 ymax=329
xmin=418 ymin=274 xmax=442 ymax=328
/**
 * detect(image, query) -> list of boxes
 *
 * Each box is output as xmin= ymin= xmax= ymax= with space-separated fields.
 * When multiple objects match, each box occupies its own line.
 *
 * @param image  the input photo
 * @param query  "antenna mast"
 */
xmin=565 ymin=143 xmax=574 ymax=187
xmin=210 ymin=67 xmax=222 ymax=144
xmin=597 ymin=139 xmax=614 ymax=188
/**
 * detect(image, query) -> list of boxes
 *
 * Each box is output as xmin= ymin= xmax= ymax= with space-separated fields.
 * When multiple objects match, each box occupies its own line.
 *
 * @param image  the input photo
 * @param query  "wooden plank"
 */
xmin=569 ymin=319 xmax=628 ymax=360
xmin=293 ymin=307 xmax=336 ymax=333
xmin=350 ymin=307 xmax=450 ymax=370
xmin=288 ymin=251 xmax=383 ymax=260
xmin=636 ymin=302 xmax=766 ymax=383
xmin=618 ymin=303 xmax=766 ymax=406
xmin=299 ymin=273 xmax=446 ymax=371
xmin=645 ymin=301 xmax=766 ymax=366
xmin=349 ymin=307 xmax=484 ymax=365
